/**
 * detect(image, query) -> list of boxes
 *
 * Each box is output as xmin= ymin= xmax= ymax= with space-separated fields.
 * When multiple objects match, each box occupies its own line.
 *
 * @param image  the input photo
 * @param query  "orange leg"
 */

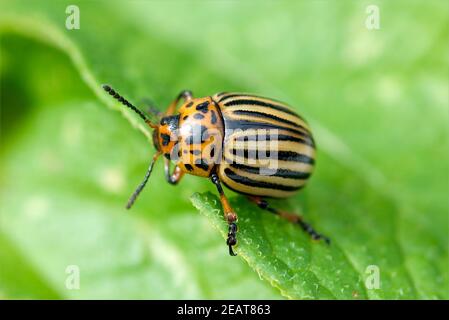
xmin=162 ymin=90 xmax=192 ymax=183
xmin=165 ymin=90 xmax=193 ymax=116
xmin=165 ymin=160 xmax=185 ymax=185
xmin=248 ymin=196 xmax=330 ymax=244
xmin=141 ymin=97 xmax=162 ymax=119
xmin=211 ymin=173 xmax=238 ymax=256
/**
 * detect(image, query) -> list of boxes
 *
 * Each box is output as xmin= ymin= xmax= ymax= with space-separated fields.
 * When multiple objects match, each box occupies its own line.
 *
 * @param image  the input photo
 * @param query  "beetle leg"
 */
xmin=140 ymin=97 xmax=162 ymax=118
xmin=165 ymin=90 xmax=193 ymax=116
xmin=210 ymin=173 xmax=238 ymax=256
xmin=164 ymin=159 xmax=185 ymax=185
xmin=248 ymin=196 xmax=330 ymax=244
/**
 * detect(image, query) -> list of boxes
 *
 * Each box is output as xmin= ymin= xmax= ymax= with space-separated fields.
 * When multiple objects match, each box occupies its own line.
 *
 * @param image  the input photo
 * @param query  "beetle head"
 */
xmin=154 ymin=115 xmax=180 ymax=159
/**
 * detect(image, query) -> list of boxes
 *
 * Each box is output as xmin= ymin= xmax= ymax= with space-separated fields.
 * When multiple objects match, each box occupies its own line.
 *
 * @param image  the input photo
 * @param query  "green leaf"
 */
xmin=0 ymin=0 xmax=448 ymax=299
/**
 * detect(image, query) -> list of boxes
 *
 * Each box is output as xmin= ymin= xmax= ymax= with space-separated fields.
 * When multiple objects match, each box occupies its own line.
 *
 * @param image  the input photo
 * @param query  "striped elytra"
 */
xmin=211 ymin=92 xmax=315 ymax=198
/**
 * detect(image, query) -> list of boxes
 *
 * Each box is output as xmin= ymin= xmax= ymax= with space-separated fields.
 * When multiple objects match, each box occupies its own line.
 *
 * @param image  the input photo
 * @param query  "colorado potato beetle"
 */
xmin=103 ymin=85 xmax=329 ymax=256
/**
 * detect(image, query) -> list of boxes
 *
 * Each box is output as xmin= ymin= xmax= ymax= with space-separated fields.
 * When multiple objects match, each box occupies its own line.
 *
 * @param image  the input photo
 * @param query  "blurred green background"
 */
xmin=0 ymin=0 xmax=447 ymax=299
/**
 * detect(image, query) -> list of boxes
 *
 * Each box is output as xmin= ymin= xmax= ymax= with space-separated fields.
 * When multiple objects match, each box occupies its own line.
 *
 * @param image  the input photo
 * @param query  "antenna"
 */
xmin=126 ymin=152 xmax=161 ymax=209
xmin=102 ymin=84 xmax=157 ymax=128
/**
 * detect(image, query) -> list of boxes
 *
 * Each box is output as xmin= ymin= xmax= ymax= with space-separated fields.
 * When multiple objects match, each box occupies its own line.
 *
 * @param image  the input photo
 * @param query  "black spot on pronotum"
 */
xmin=193 ymin=113 xmax=205 ymax=120
xmin=196 ymin=101 xmax=209 ymax=113
xmin=210 ymin=110 xmax=217 ymax=124
xmin=210 ymin=147 xmax=215 ymax=158
xmin=200 ymin=125 xmax=210 ymax=141
xmin=183 ymin=115 xmax=188 ymax=120
xmin=185 ymin=135 xmax=194 ymax=144
xmin=185 ymin=125 xmax=210 ymax=144
xmin=161 ymin=133 xmax=171 ymax=146
xmin=186 ymin=101 xmax=194 ymax=108
xmin=185 ymin=164 xmax=193 ymax=171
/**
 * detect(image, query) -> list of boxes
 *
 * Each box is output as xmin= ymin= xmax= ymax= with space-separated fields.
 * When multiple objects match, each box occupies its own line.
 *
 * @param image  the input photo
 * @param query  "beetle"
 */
xmin=102 ymin=85 xmax=329 ymax=256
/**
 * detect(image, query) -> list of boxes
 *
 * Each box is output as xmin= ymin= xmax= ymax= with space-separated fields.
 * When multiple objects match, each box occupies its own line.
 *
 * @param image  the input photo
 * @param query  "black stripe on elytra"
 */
xmin=196 ymin=101 xmax=209 ymax=113
xmin=219 ymin=93 xmax=289 ymax=104
xmin=234 ymin=134 xmax=314 ymax=147
xmin=218 ymin=93 xmax=276 ymax=103
xmin=225 ymin=119 xmax=309 ymax=139
xmin=231 ymin=149 xmax=315 ymax=164
xmin=186 ymin=101 xmax=194 ymax=108
xmin=223 ymin=98 xmax=304 ymax=120
xmin=229 ymin=163 xmax=310 ymax=180
xmin=218 ymin=93 xmax=243 ymax=103
xmin=161 ymin=133 xmax=171 ymax=146
xmin=231 ymin=109 xmax=309 ymax=133
xmin=185 ymin=164 xmax=193 ymax=171
xmin=224 ymin=168 xmax=303 ymax=191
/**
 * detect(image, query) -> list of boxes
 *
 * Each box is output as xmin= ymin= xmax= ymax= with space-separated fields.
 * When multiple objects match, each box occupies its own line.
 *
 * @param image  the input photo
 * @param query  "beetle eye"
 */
xmin=152 ymin=129 xmax=161 ymax=151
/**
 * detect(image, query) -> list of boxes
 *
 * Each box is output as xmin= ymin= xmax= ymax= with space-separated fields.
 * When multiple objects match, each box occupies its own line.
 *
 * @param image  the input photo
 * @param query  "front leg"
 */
xmin=210 ymin=172 xmax=238 ymax=256
xmin=165 ymin=90 xmax=193 ymax=116
xmin=164 ymin=159 xmax=184 ymax=185
xmin=140 ymin=97 xmax=162 ymax=119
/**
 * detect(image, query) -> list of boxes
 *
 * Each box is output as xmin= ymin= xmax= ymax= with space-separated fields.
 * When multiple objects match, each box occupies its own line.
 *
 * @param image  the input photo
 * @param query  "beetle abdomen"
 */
xmin=213 ymin=93 xmax=316 ymax=198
